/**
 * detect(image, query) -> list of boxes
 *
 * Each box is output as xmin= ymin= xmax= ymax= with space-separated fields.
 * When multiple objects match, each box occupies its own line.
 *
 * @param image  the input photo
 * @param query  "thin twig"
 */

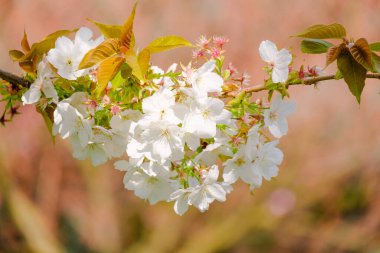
xmin=228 ymin=73 xmax=380 ymax=96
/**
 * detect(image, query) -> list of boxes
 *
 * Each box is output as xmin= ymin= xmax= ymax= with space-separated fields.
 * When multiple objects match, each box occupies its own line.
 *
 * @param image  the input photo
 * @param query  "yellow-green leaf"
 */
xmin=87 ymin=19 xmax=123 ymax=38
xmin=19 ymin=60 xmax=36 ymax=73
xmin=79 ymin=38 xmax=121 ymax=69
xmin=20 ymin=29 xmax=76 ymax=62
xmin=21 ymin=30 xmax=31 ymax=52
xmin=292 ymin=23 xmax=346 ymax=39
xmin=369 ymin=42 xmax=380 ymax=52
xmin=138 ymin=49 xmax=151 ymax=77
xmin=337 ymin=49 xmax=367 ymax=103
xmin=9 ymin=50 xmax=25 ymax=61
xmin=349 ymin=38 xmax=373 ymax=72
xmin=96 ymin=56 xmax=125 ymax=95
xmin=326 ymin=43 xmax=345 ymax=66
xmin=300 ymin=39 xmax=333 ymax=54
xmin=146 ymin=35 xmax=193 ymax=53
xmin=124 ymin=50 xmax=143 ymax=80
xmin=120 ymin=2 xmax=138 ymax=53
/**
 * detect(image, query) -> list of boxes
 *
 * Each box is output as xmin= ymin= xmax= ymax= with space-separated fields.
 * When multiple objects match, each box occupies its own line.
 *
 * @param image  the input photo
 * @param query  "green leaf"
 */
xmin=87 ymin=19 xmax=123 ymax=38
xmin=371 ymin=52 xmax=380 ymax=73
xmin=145 ymin=35 xmax=193 ymax=54
xmin=96 ymin=56 xmax=125 ymax=95
xmin=335 ymin=70 xmax=343 ymax=80
xmin=337 ymin=49 xmax=367 ymax=103
xmin=300 ymin=39 xmax=333 ymax=54
xmin=292 ymin=23 xmax=346 ymax=39
xmin=120 ymin=2 xmax=138 ymax=53
xmin=369 ymin=42 xmax=380 ymax=52
xmin=349 ymin=38 xmax=373 ymax=72
xmin=78 ymin=38 xmax=121 ymax=69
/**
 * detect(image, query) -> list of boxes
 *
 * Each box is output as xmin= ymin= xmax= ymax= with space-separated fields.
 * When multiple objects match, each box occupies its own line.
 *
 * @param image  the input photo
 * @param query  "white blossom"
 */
xmin=138 ymin=120 xmax=184 ymax=162
xmin=252 ymin=140 xmax=283 ymax=184
xmin=183 ymin=97 xmax=230 ymax=139
xmin=22 ymin=59 xmax=58 ymax=105
xmin=223 ymin=145 xmax=262 ymax=187
xmin=189 ymin=60 xmax=224 ymax=95
xmin=47 ymin=27 xmax=103 ymax=80
xmin=188 ymin=165 xmax=232 ymax=212
xmin=259 ymin=40 xmax=292 ymax=83
xmin=124 ymin=170 xmax=176 ymax=205
xmin=264 ymin=95 xmax=296 ymax=138
xmin=141 ymin=88 xmax=181 ymax=125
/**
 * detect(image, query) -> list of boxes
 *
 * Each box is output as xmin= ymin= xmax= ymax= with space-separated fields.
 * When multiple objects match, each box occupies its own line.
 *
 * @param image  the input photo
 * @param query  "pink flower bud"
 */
xmin=111 ymin=105 xmax=121 ymax=115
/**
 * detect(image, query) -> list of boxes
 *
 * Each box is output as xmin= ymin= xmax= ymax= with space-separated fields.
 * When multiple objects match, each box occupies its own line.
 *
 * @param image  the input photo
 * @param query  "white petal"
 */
xmin=197 ymin=60 xmax=216 ymax=74
xmin=152 ymin=137 xmax=171 ymax=160
xmin=275 ymin=49 xmax=292 ymax=66
xmin=42 ymin=82 xmax=58 ymax=101
xmin=189 ymin=189 xmax=209 ymax=212
xmin=223 ymin=164 xmax=239 ymax=184
xmin=204 ymin=165 xmax=219 ymax=184
xmin=22 ymin=86 xmax=41 ymax=105
xmin=206 ymin=184 xmax=227 ymax=202
xmin=272 ymin=66 xmax=289 ymax=83
xmin=174 ymin=195 xmax=190 ymax=216
xmin=268 ymin=122 xmax=283 ymax=138
xmin=194 ymin=72 xmax=223 ymax=93
xmin=259 ymin=40 xmax=277 ymax=62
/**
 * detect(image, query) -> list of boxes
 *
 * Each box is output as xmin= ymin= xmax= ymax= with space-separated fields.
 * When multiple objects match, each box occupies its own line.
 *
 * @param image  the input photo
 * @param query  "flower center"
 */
xmin=269 ymin=111 xmax=278 ymax=120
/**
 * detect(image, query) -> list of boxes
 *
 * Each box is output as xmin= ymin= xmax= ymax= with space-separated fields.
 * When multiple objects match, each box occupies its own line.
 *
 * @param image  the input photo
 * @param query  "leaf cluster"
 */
xmin=295 ymin=23 xmax=380 ymax=103
xmin=79 ymin=3 xmax=193 ymax=96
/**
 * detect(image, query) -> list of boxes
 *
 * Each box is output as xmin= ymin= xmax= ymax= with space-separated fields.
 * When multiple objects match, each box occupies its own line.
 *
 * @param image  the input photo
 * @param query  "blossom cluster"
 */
xmin=20 ymin=27 xmax=296 ymax=215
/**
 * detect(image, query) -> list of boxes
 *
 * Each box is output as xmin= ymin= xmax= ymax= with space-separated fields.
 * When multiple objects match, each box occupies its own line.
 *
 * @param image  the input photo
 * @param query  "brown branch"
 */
xmin=228 ymin=73 xmax=380 ymax=96
xmin=0 ymin=69 xmax=31 ymax=88
xmin=1 ymin=67 xmax=380 ymax=96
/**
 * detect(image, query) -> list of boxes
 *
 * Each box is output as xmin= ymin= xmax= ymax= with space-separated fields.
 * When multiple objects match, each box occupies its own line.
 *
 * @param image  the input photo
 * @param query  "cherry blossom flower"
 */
xmin=189 ymin=60 xmax=224 ymax=95
xmin=124 ymin=169 xmax=176 ymax=205
xmin=263 ymin=95 xmax=296 ymax=138
xmin=170 ymin=165 xmax=232 ymax=215
xmin=47 ymin=27 xmax=103 ymax=80
xmin=22 ymin=59 xmax=58 ymax=105
xmin=259 ymin=40 xmax=292 ymax=83
xmin=183 ymin=97 xmax=230 ymax=138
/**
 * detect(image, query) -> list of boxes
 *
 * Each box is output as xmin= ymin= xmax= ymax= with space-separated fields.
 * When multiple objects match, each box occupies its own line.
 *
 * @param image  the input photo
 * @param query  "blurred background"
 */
xmin=1 ymin=0 xmax=380 ymax=252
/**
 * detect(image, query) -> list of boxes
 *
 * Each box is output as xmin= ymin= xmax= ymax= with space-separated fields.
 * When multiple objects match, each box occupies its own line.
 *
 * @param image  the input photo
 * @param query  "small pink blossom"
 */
xmin=228 ymin=62 xmax=238 ymax=75
xmin=111 ymin=105 xmax=121 ymax=115
xmin=213 ymin=36 xmax=229 ymax=48
xmin=102 ymin=95 xmax=111 ymax=105
xmin=210 ymin=47 xmax=222 ymax=58
xmin=192 ymin=49 xmax=205 ymax=59
xmin=196 ymin=35 xmax=211 ymax=49
xmin=87 ymin=99 xmax=98 ymax=110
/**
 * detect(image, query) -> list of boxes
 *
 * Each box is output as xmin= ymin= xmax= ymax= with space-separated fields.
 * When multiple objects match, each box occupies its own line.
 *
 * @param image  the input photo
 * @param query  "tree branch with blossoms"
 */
xmin=1 ymin=3 xmax=380 ymax=215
